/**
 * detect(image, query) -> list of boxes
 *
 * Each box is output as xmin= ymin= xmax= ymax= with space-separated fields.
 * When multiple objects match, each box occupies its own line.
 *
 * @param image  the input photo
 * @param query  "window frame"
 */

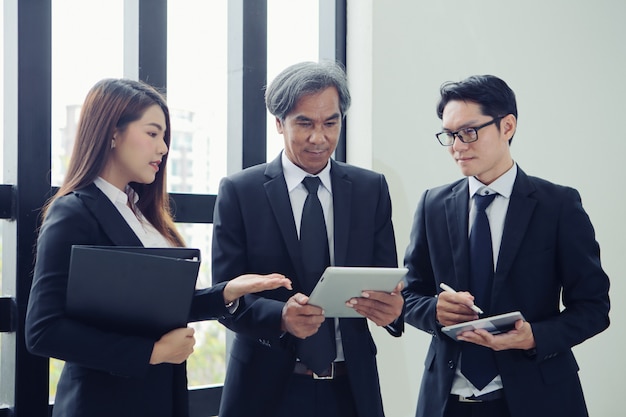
xmin=0 ymin=0 xmax=346 ymax=415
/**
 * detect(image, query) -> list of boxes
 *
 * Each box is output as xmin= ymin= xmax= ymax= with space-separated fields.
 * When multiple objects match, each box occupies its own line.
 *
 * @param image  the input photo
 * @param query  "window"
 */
xmin=2 ymin=1 xmax=345 ymax=414
xmin=0 ymin=222 xmax=8 ymax=409
xmin=167 ymin=0 xmax=227 ymax=195
xmin=51 ymin=0 xmax=124 ymax=186
xmin=0 ymin=1 xmax=11 ymax=410
xmin=167 ymin=0 xmax=229 ymax=387
xmin=176 ymin=224 xmax=227 ymax=386
xmin=49 ymin=0 xmax=125 ymax=399
xmin=266 ymin=0 xmax=320 ymax=161
xmin=0 ymin=0 xmax=3 ymax=187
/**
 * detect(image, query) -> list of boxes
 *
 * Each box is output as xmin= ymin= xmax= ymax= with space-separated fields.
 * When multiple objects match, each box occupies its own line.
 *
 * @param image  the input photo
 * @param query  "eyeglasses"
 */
xmin=435 ymin=116 xmax=504 ymax=146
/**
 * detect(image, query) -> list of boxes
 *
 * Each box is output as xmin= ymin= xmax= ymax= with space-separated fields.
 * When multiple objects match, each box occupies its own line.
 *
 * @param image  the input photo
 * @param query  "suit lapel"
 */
xmin=263 ymin=156 xmax=305 ymax=284
xmin=76 ymin=183 xmax=143 ymax=246
xmin=445 ymin=180 xmax=471 ymax=290
xmin=330 ymin=161 xmax=351 ymax=266
xmin=493 ymin=169 xmax=537 ymax=300
xmin=442 ymin=170 xmax=538 ymax=306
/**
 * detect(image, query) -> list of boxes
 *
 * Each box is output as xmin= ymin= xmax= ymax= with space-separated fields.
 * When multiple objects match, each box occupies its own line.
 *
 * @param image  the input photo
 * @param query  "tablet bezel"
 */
xmin=440 ymin=311 xmax=525 ymax=340
xmin=307 ymin=266 xmax=407 ymax=318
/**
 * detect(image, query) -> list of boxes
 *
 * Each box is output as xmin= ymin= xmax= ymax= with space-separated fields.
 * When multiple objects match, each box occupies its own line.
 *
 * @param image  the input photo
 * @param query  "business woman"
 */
xmin=25 ymin=78 xmax=291 ymax=417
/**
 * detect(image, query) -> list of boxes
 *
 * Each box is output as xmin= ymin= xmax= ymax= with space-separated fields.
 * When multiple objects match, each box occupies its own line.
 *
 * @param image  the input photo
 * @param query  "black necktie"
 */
xmin=296 ymin=176 xmax=336 ymax=374
xmin=461 ymin=192 xmax=498 ymax=390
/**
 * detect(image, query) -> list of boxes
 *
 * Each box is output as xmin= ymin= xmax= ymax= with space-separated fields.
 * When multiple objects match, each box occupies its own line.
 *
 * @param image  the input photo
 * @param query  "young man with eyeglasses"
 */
xmin=402 ymin=75 xmax=610 ymax=417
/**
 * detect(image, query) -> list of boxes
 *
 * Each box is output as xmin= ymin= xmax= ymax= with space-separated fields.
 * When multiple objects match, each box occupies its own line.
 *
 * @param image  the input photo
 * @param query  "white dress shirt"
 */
xmin=94 ymin=177 xmax=171 ymax=248
xmin=281 ymin=151 xmax=345 ymax=362
xmin=450 ymin=163 xmax=518 ymax=397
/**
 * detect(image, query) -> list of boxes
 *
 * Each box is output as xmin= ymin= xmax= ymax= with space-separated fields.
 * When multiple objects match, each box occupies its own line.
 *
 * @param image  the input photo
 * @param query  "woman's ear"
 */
xmin=111 ymin=131 xmax=119 ymax=148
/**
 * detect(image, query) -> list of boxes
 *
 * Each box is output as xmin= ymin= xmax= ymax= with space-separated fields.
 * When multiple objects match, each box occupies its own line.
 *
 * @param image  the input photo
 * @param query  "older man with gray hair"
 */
xmin=212 ymin=61 xmax=404 ymax=417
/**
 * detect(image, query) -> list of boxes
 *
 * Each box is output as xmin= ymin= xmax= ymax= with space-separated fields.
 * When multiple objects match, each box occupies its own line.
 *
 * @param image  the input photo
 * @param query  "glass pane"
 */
xmin=0 ymin=3 xmax=10 ymax=410
xmin=167 ymin=0 xmax=228 ymax=195
xmin=0 ymin=220 xmax=6 ymax=409
xmin=176 ymin=223 xmax=226 ymax=386
xmin=49 ymin=359 xmax=64 ymax=401
xmin=1 ymin=0 xmax=4 ymax=239
xmin=266 ymin=0 xmax=320 ymax=162
xmin=0 ymin=0 xmax=4 ymax=185
xmin=167 ymin=1 xmax=228 ymax=387
xmin=49 ymin=0 xmax=125 ymax=398
xmin=0 ymin=223 xmax=3 ymax=290
xmin=0 ymin=333 xmax=14 ymax=409
xmin=50 ymin=0 xmax=124 ymax=186
xmin=0 ymin=335 xmax=4 ymax=408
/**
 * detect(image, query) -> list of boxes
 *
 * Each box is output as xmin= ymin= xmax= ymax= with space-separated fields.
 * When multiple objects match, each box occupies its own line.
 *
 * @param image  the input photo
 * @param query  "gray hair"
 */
xmin=265 ymin=61 xmax=351 ymax=121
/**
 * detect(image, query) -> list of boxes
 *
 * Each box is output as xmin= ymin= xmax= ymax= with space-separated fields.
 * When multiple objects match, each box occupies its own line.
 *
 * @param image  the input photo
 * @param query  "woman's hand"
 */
xmin=150 ymin=327 xmax=195 ymax=365
xmin=222 ymin=273 xmax=292 ymax=305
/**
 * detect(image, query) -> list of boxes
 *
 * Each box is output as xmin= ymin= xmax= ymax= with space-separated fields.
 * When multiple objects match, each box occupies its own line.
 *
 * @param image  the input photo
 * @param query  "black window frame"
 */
xmin=0 ymin=1 xmax=346 ymax=416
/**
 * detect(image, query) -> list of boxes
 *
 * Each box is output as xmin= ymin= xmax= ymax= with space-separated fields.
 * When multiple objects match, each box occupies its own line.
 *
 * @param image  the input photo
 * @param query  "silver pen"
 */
xmin=439 ymin=282 xmax=484 ymax=315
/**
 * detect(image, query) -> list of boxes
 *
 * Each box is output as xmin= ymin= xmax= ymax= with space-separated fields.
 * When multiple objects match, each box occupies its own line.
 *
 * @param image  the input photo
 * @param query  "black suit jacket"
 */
xmin=402 ymin=167 xmax=610 ymax=417
xmin=25 ymin=183 xmax=229 ymax=417
xmin=212 ymin=155 xmax=402 ymax=417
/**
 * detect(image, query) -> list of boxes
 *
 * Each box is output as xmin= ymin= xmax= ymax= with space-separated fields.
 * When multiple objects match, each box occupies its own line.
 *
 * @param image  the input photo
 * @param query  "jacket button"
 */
xmin=448 ymin=361 xmax=454 ymax=369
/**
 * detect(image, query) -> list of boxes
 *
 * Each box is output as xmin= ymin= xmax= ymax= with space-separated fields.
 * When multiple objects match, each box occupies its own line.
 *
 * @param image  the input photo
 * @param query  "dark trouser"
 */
xmin=274 ymin=369 xmax=357 ymax=417
xmin=444 ymin=393 xmax=511 ymax=417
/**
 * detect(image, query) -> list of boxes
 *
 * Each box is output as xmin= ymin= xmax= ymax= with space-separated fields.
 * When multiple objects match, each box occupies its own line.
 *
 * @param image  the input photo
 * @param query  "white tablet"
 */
xmin=307 ymin=266 xmax=408 ymax=318
xmin=441 ymin=311 xmax=525 ymax=341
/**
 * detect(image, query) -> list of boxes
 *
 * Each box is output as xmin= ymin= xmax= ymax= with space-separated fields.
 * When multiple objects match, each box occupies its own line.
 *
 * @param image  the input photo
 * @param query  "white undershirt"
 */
xmin=451 ymin=163 xmax=517 ymax=397
xmin=281 ymin=151 xmax=344 ymax=362
xmin=93 ymin=177 xmax=171 ymax=248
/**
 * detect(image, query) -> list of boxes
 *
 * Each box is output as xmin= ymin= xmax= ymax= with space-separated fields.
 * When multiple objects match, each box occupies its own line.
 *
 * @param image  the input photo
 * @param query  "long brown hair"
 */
xmin=43 ymin=78 xmax=184 ymax=247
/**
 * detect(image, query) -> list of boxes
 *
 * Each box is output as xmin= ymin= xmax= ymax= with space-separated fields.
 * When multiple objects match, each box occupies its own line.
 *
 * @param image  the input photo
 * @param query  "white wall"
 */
xmin=347 ymin=1 xmax=625 ymax=416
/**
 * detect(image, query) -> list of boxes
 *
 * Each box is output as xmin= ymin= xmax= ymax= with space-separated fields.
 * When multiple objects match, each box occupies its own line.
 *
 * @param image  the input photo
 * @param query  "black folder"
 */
xmin=66 ymin=245 xmax=200 ymax=338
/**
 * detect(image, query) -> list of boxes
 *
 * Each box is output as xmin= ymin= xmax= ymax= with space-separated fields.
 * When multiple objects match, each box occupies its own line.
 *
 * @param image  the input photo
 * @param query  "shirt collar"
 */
xmin=468 ymin=162 xmax=517 ymax=199
xmin=94 ymin=177 xmax=139 ymax=206
xmin=281 ymin=151 xmax=332 ymax=193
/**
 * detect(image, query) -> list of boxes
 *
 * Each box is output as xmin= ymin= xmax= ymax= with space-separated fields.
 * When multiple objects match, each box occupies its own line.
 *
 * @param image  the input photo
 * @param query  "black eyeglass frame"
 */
xmin=435 ymin=116 xmax=505 ymax=146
